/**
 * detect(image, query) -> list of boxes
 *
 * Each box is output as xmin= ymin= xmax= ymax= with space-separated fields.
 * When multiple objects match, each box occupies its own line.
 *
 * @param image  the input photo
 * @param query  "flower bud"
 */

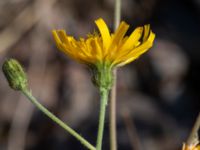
xmin=2 ymin=59 xmax=28 ymax=91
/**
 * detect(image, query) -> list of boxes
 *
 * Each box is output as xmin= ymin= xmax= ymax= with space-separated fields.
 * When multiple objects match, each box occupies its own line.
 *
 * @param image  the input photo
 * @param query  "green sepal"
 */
xmin=90 ymin=62 xmax=114 ymax=90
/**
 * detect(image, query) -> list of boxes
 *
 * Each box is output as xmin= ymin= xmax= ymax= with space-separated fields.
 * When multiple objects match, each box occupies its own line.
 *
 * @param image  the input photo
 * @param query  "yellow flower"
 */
xmin=52 ymin=18 xmax=155 ymax=68
xmin=52 ymin=18 xmax=155 ymax=89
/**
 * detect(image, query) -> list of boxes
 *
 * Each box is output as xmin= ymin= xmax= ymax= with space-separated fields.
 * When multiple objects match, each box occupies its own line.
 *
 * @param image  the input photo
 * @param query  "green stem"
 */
xmin=96 ymin=88 xmax=109 ymax=150
xmin=21 ymin=89 xmax=96 ymax=150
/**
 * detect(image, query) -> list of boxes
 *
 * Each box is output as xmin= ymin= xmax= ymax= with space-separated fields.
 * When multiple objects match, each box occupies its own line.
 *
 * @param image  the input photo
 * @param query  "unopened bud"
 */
xmin=2 ymin=59 xmax=28 ymax=91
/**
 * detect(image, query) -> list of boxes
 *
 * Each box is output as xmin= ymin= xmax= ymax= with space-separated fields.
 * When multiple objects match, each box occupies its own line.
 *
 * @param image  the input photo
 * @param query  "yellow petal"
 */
xmin=91 ymin=38 xmax=102 ymax=60
xmin=52 ymin=30 xmax=68 ymax=52
xmin=57 ymin=30 xmax=68 ymax=43
xmin=116 ymin=31 xmax=155 ymax=66
xmin=143 ymin=24 xmax=150 ymax=41
xmin=59 ymin=43 xmax=76 ymax=58
xmin=95 ymin=18 xmax=111 ymax=50
xmin=84 ymin=38 xmax=94 ymax=57
xmin=106 ymin=21 xmax=129 ymax=61
xmin=120 ymin=26 xmax=143 ymax=51
xmin=111 ymin=21 xmax=129 ymax=45
xmin=52 ymin=30 xmax=62 ymax=45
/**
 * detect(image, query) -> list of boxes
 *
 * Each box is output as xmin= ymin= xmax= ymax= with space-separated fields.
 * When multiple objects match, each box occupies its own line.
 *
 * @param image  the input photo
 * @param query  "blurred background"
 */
xmin=0 ymin=0 xmax=200 ymax=150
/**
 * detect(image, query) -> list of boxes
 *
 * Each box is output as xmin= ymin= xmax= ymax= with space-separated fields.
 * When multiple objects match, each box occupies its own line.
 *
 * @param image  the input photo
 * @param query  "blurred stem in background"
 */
xmin=110 ymin=0 xmax=121 ymax=150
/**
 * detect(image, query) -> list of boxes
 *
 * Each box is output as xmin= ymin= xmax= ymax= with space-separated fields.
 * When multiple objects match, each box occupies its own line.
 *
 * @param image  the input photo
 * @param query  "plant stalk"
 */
xmin=21 ymin=89 xmax=96 ymax=150
xmin=96 ymin=88 xmax=109 ymax=150
xmin=110 ymin=0 xmax=121 ymax=150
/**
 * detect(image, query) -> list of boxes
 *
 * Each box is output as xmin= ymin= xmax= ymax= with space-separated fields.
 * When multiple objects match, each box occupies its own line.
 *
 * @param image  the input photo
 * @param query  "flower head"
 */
xmin=52 ymin=18 xmax=155 ymax=89
xmin=52 ymin=18 xmax=155 ymax=68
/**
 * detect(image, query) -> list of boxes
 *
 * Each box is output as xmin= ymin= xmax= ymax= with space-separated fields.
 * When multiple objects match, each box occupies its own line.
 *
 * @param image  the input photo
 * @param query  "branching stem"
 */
xmin=21 ymin=89 xmax=96 ymax=150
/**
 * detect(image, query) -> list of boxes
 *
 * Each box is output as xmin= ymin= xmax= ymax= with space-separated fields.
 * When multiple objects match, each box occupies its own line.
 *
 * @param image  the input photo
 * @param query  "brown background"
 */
xmin=0 ymin=0 xmax=200 ymax=150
